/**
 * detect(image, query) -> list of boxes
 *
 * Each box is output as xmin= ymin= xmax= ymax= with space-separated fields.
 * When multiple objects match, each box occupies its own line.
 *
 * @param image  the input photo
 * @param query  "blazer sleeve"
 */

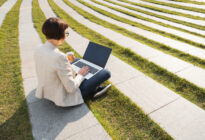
xmin=56 ymin=54 xmax=84 ymax=94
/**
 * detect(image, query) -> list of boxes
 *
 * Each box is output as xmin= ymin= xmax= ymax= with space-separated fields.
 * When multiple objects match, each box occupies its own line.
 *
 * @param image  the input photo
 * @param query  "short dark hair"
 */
xmin=42 ymin=17 xmax=68 ymax=40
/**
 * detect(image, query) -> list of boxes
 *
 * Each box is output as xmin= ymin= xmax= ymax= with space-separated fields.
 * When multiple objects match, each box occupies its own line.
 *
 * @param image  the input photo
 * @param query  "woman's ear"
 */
xmin=59 ymin=38 xmax=65 ymax=45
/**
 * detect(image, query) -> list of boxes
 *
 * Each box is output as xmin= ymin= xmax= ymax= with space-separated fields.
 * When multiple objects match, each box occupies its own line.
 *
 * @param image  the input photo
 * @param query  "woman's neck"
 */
xmin=47 ymin=39 xmax=60 ymax=47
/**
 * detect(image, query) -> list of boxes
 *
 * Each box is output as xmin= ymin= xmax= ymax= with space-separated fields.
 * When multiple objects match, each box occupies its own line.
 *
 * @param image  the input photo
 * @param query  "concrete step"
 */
xmin=125 ymin=0 xmax=205 ymax=26
xmin=73 ymin=0 xmax=205 ymax=60
xmin=191 ymin=0 xmax=205 ymax=2
xmin=0 ymin=0 xmax=17 ymax=27
xmin=19 ymin=0 xmax=111 ymax=139
xmin=132 ymin=0 xmax=205 ymax=18
xmin=157 ymin=0 xmax=205 ymax=9
xmin=47 ymin=0 xmax=205 ymax=139
xmin=108 ymin=0 xmax=205 ymax=37
xmin=56 ymin=0 xmax=205 ymax=89
xmin=93 ymin=0 xmax=205 ymax=46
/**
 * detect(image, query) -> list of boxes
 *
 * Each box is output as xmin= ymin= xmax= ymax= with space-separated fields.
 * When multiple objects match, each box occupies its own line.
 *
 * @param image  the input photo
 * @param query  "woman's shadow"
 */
xmin=0 ymin=88 xmax=91 ymax=140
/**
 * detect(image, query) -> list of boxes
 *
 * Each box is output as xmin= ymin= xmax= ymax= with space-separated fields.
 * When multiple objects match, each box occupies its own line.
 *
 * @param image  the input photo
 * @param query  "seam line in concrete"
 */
xmin=114 ymin=75 xmax=142 ymax=85
xmin=67 ymin=0 xmax=205 ymax=89
xmin=62 ymin=123 xmax=99 ymax=140
xmin=175 ymin=65 xmax=194 ymax=74
xmin=23 ymin=76 xmax=36 ymax=80
xmin=148 ymin=97 xmax=180 ymax=115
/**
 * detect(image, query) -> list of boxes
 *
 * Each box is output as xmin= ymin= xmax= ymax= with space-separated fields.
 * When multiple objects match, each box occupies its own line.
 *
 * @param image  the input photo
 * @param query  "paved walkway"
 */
xmin=156 ymin=0 xmax=205 ymax=9
xmin=79 ymin=0 xmax=205 ymax=89
xmin=126 ymin=0 xmax=205 ymax=26
xmin=191 ymin=0 xmax=205 ymax=2
xmin=133 ymin=0 xmax=205 ymax=18
xmin=43 ymin=0 xmax=205 ymax=139
xmin=45 ymin=0 xmax=178 ymax=114
xmin=56 ymin=0 xmax=205 ymax=89
xmin=93 ymin=0 xmax=205 ymax=46
xmin=107 ymin=0 xmax=205 ymax=36
xmin=0 ymin=0 xmax=17 ymax=27
xmin=74 ymin=0 xmax=205 ymax=60
xmin=19 ymin=0 xmax=111 ymax=139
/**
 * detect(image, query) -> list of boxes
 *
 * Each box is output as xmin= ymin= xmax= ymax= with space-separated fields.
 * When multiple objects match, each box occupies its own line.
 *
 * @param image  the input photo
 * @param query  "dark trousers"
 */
xmin=72 ymin=58 xmax=111 ymax=99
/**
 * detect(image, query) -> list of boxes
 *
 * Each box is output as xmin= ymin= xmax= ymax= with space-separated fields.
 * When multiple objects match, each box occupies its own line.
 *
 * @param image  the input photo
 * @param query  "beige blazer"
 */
xmin=34 ymin=41 xmax=84 ymax=107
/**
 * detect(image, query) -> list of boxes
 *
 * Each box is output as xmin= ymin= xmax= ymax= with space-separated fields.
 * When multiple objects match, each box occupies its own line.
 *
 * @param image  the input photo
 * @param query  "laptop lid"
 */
xmin=83 ymin=42 xmax=112 ymax=68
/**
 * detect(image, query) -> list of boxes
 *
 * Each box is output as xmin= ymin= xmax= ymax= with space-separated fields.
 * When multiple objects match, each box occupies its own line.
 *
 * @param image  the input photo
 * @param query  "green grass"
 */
xmin=171 ymin=0 xmax=205 ymax=5
xmin=117 ymin=0 xmax=205 ymax=30
xmin=90 ymin=0 xmax=205 ymax=50
xmin=0 ymin=0 xmax=7 ymax=7
xmin=142 ymin=0 xmax=205 ymax=14
xmin=32 ymin=0 xmax=173 ymax=139
xmin=103 ymin=0 xmax=205 ymax=39
xmin=48 ymin=0 xmax=205 ymax=110
xmin=0 ymin=0 xmax=33 ymax=139
xmin=65 ymin=0 xmax=205 ymax=70
xmin=117 ymin=0 xmax=205 ymax=21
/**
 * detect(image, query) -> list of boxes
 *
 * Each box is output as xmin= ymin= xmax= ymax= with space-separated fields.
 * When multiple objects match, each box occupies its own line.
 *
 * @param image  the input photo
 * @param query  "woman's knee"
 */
xmin=102 ymin=69 xmax=111 ymax=79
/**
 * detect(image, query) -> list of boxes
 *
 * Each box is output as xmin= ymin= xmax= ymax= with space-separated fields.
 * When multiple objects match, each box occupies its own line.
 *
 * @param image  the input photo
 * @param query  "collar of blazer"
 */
xmin=46 ymin=41 xmax=58 ymax=50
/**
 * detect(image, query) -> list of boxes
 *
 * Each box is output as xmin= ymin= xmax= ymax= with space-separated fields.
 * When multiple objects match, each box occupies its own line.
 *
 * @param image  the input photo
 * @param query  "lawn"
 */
xmin=0 ymin=0 xmax=204 ymax=139
xmin=0 ymin=0 xmax=7 ymax=7
xmin=0 ymin=0 xmax=33 ymax=139
xmin=32 ymin=0 xmax=173 ymax=139
xmin=58 ymin=0 xmax=205 ymax=110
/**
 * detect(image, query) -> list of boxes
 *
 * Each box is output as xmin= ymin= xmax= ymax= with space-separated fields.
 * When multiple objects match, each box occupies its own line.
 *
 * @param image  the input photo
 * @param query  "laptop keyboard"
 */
xmin=74 ymin=61 xmax=99 ymax=74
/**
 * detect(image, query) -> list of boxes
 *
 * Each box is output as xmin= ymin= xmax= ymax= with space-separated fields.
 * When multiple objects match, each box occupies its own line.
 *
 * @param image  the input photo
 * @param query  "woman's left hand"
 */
xmin=66 ymin=52 xmax=75 ymax=63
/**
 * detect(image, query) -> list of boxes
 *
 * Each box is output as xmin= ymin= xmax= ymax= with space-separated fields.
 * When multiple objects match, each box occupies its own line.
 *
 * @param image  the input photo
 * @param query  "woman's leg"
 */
xmin=79 ymin=69 xmax=111 ymax=99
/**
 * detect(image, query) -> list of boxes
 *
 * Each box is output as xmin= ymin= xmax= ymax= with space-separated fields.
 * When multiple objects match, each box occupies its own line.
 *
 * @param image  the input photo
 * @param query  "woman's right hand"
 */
xmin=78 ymin=66 xmax=89 ymax=76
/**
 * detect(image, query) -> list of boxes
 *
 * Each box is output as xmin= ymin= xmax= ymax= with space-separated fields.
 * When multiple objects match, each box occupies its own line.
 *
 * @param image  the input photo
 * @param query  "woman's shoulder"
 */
xmin=34 ymin=44 xmax=44 ymax=58
xmin=34 ymin=42 xmax=67 ymax=63
xmin=55 ymin=51 xmax=68 ymax=64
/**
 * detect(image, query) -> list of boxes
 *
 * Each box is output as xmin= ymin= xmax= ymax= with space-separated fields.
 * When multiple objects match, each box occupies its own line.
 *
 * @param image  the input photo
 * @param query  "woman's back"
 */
xmin=34 ymin=41 xmax=84 ymax=106
xmin=35 ymin=41 xmax=59 ymax=85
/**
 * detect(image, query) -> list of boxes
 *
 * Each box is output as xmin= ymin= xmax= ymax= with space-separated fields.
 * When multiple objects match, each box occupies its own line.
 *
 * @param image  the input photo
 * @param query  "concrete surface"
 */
xmin=110 ymin=0 xmax=205 ymax=36
xmin=150 ymin=97 xmax=205 ymax=140
xmin=157 ymin=0 xmax=205 ymax=9
xmin=177 ymin=66 xmax=205 ymax=88
xmin=131 ymin=0 xmax=205 ymax=18
xmin=125 ymin=0 xmax=205 ymax=26
xmin=93 ymin=0 xmax=205 ymax=46
xmin=56 ymin=0 xmax=205 ymax=89
xmin=19 ymin=0 xmax=111 ymax=139
xmin=72 ymin=0 xmax=205 ymax=59
xmin=41 ymin=0 xmax=205 ymax=139
xmin=0 ymin=0 xmax=17 ymax=27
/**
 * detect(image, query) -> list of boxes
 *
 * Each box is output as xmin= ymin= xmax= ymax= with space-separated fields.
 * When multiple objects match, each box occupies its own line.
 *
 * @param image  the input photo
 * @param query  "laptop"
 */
xmin=72 ymin=42 xmax=112 ymax=79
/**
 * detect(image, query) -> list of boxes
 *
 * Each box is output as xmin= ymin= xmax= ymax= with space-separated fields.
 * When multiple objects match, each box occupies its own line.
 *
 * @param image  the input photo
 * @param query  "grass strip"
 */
xmin=103 ymin=0 xmax=205 ymax=39
xmin=91 ymin=0 xmax=205 ymax=50
xmin=117 ymin=0 xmax=205 ymax=21
xmin=0 ymin=0 xmax=33 ymax=139
xmin=66 ymin=0 xmax=205 ymax=70
xmin=142 ymin=0 xmax=205 ymax=14
xmin=49 ymin=0 xmax=205 ymax=110
xmin=33 ymin=0 xmax=173 ymax=139
xmin=171 ymin=0 xmax=205 ymax=5
xmin=118 ymin=0 xmax=205 ymax=30
xmin=0 ymin=0 xmax=7 ymax=7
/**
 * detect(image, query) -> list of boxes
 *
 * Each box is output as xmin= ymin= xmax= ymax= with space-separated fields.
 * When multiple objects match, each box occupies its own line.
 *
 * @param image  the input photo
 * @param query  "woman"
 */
xmin=34 ymin=17 xmax=111 ymax=107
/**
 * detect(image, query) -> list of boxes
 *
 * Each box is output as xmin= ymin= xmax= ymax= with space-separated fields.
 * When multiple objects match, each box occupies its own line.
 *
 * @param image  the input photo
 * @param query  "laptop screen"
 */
xmin=83 ymin=42 xmax=112 ymax=68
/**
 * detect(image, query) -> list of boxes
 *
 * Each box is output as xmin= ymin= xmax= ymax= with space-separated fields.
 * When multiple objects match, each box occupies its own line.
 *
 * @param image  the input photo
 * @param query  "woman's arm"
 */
xmin=56 ymin=54 xmax=84 ymax=94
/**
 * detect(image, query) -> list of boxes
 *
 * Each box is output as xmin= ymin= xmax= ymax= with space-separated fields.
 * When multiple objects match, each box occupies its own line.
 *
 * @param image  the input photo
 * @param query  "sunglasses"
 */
xmin=65 ymin=32 xmax=69 ymax=37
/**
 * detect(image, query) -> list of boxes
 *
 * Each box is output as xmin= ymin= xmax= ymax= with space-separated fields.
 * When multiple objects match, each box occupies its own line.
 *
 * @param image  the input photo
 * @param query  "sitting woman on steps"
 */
xmin=34 ymin=17 xmax=111 ymax=107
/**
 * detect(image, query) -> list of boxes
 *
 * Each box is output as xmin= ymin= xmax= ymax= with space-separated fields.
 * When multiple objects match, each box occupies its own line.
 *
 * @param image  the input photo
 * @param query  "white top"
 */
xmin=34 ymin=41 xmax=84 ymax=106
